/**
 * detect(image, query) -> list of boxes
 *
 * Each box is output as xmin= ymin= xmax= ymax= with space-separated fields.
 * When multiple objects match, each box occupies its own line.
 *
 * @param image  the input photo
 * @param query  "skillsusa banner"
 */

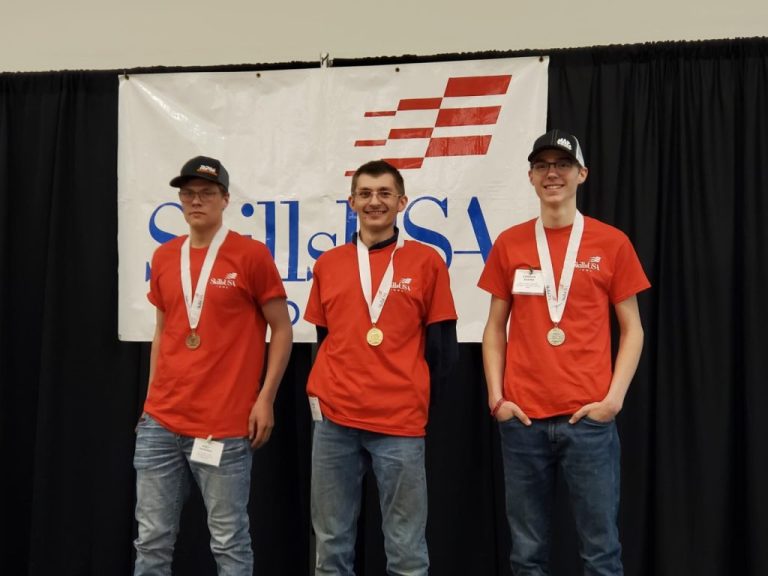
xmin=118 ymin=57 xmax=548 ymax=342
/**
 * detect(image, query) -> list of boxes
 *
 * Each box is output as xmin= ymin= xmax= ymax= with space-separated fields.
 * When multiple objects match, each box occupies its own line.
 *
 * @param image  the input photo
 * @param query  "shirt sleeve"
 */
xmin=147 ymin=247 xmax=165 ymax=312
xmin=425 ymin=319 xmax=458 ymax=408
xmin=248 ymin=241 xmax=287 ymax=305
xmin=609 ymin=236 xmax=651 ymax=304
xmin=304 ymin=258 xmax=327 ymax=327
xmin=477 ymin=237 xmax=513 ymax=301
xmin=425 ymin=251 xmax=458 ymax=325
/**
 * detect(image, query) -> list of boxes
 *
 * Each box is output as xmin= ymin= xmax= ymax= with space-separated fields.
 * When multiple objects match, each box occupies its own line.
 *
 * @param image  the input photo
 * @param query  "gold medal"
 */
xmin=366 ymin=326 xmax=384 ymax=347
xmin=186 ymin=331 xmax=201 ymax=350
xmin=546 ymin=326 xmax=565 ymax=347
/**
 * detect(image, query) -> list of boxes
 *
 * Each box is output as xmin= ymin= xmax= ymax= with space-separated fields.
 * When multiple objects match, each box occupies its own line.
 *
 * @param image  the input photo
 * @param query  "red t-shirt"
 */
xmin=305 ymin=238 xmax=457 ymax=437
xmin=145 ymin=231 xmax=287 ymax=437
xmin=478 ymin=216 xmax=650 ymax=418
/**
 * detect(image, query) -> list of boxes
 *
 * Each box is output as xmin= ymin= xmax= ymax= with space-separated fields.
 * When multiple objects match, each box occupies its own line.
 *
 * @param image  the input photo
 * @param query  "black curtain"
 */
xmin=0 ymin=73 xmax=313 ymax=576
xmin=0 ymin=72 xmax=140 ymax=575
xmin=1 ymin=37 xmax=767 ymax=576
xmin=546 ymin=39 xmax=768 ymax=576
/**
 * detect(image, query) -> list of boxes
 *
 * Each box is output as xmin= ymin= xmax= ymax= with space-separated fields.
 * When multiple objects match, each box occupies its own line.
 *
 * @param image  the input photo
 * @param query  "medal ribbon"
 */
xmin=181 ymin=226 xmax=229 ymax=333
xmin=534 ymin=211 xmax=584 ymax=326
xmin=356 ymin=232 xmax=405 ymax=326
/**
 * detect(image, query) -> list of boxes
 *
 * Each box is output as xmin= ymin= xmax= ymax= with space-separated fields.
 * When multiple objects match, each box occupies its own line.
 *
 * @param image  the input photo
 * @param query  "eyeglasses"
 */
xmin=530 ymin=159 xmax=578 ymax=174
xmin=353 ymin=189 xmax=402 ymax=201
xmin=178 ymin=189 xmax=222 ymax=203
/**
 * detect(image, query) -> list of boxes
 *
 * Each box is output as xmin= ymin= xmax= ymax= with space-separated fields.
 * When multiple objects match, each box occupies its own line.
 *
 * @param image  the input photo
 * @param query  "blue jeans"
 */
xmin=133 ymin=414 xmax=254 ymax=576
xmin=311 ymin=419 xmax=429 ymax=576
xmin=498 ymin=415 xmax=622 ymax=576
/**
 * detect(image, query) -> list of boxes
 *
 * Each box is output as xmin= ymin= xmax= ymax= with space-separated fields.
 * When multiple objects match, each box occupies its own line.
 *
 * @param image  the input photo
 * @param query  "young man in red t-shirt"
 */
xmin=479 ymin=130 xmax=650 ymax=575
xmin=305 ymin=160 xmax=457 ymax=575
xmin=133 ymin=156 xmax=293 ymax=576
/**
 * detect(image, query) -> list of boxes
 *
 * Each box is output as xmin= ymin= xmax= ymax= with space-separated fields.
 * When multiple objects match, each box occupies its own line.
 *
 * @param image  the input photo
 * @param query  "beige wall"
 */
xmin=2 ymin=0 xmax=766 ymax=72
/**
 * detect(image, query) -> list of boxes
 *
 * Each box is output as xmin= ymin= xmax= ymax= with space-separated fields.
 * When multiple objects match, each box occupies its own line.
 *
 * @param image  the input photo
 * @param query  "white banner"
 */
xmin=118 ymin=57 xmax=548 ymax=342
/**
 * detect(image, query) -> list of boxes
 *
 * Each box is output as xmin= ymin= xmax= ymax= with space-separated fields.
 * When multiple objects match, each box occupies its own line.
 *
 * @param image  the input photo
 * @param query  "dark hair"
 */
xmin=350 ymin=160 xmax=405 ymax=196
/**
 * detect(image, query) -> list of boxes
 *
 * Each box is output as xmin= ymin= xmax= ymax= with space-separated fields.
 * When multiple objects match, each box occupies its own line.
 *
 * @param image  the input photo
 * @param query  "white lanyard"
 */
xmin=180 ymin=226 xmax=229 ymax=332
xmin=534 ymin=212 xmax=584 ymax=327
xmin=356 ymin=232 xmax=405 ymax=326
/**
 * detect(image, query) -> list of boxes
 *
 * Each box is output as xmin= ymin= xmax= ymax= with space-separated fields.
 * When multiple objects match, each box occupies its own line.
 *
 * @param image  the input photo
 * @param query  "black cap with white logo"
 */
xmin=170 ymin=156 xmax=230 ymax=190
xmin=528 ymin=129 xmax=586 ymax=167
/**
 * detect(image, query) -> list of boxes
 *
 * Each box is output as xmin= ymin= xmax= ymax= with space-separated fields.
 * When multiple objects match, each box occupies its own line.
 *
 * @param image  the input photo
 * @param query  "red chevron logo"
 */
xmin=346 ymin=74 xmax=512 ymax=175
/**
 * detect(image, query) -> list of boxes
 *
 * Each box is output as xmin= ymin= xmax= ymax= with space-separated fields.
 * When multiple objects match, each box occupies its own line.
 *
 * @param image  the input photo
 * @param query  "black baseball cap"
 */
xmin=528 ymin=129 xmax=586 ymax=167
xmin=170 ymin=156 xmax=230 ymax=190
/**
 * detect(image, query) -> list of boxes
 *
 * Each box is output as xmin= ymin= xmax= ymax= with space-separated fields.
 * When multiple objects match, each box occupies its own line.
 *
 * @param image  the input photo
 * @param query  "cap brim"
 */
xmin=169 ymin=173 xmax=224 ymax=188
xmin=527 ymin=145 xmax=579 ymax=163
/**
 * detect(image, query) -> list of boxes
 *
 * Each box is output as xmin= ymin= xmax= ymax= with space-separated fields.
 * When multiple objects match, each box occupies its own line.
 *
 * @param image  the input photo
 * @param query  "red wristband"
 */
xmin=491 ymin=397 xmax=506 ymax=418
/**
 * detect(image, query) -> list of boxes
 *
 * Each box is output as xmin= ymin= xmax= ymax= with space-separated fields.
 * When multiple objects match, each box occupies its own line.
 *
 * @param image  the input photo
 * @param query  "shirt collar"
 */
xmin=351 ymin=227 xmax=399 ymax=251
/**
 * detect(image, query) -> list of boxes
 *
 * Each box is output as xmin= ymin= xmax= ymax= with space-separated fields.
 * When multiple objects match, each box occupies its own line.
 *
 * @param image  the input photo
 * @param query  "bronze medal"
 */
xmin=366 ymin=326 xmax=384 ymax=347
xmin=186 ymin=331 xmax=201 ymax=350
xmin=546 ymin=326 xmax=565 ymax=346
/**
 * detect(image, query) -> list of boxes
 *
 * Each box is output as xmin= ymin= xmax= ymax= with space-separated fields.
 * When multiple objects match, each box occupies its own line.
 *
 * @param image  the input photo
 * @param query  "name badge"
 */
xmin=308 ymin=396 xmax=323 ymax=422
xmin=512 ymin=268 xmax=545 ymax=295
xmin=190 ymin=437 xmax=224 ymax=466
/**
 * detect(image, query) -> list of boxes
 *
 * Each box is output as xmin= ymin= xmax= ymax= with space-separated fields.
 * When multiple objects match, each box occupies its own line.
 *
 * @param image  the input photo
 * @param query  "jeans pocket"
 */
xmin=498 ymin=415 xmax=524 ymax=428
xmin=581 ymin=415 xmax=614 ymax=427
